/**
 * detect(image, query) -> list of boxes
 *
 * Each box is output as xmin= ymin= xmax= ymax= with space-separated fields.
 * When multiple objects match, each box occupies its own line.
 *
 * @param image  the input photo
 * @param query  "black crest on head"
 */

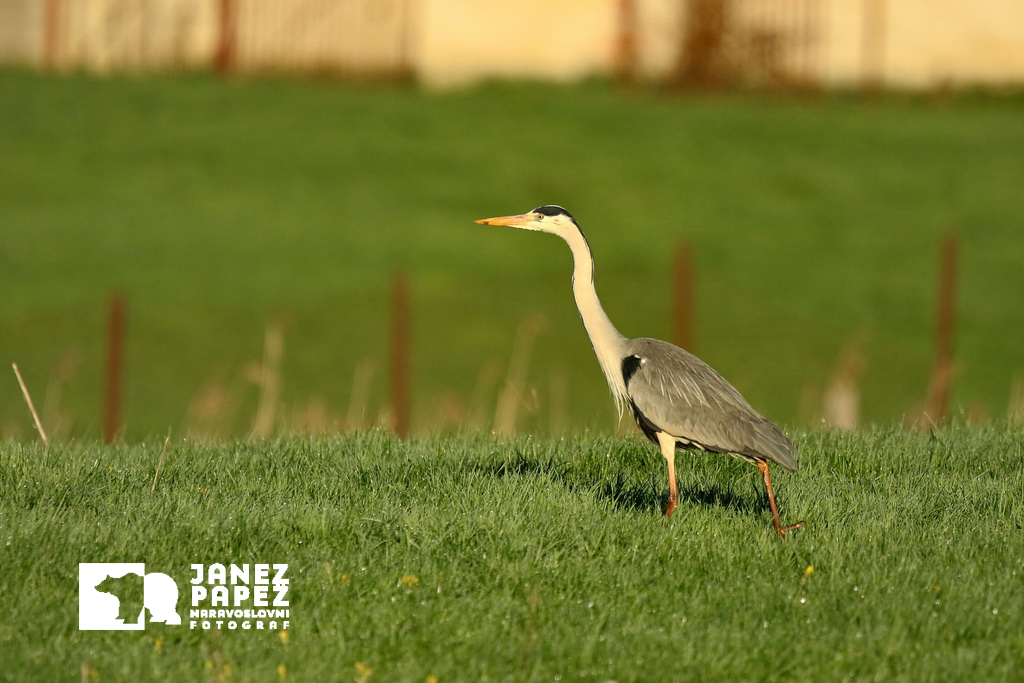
xmin=532 ymin=205 xmax=576 ymax=223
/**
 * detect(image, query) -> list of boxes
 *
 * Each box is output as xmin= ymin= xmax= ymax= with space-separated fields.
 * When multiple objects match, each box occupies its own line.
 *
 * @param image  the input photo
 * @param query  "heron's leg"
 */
xmin=655 ymin=432 xmax=678 ymax=519
xmin=756 ymin=461 xmax=802 ymax=538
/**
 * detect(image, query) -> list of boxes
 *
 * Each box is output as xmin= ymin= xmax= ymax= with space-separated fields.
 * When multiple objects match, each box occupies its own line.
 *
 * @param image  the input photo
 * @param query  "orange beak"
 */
xmin=474 ymin=213 xmax=535 ymax=227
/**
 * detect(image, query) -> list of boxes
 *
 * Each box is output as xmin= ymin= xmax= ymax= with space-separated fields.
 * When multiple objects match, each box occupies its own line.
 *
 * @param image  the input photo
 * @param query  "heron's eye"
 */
xmin=535 ymin=214 xmax=544 ymax=221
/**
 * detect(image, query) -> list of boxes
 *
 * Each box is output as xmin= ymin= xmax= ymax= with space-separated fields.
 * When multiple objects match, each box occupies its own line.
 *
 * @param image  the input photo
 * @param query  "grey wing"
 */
xmin=624 ymin=338 xmax=796 ymax=471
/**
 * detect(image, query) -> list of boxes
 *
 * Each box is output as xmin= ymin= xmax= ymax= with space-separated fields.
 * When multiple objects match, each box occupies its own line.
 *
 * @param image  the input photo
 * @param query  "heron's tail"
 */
xmin=750 ymin=418 xmax=797 ymax=472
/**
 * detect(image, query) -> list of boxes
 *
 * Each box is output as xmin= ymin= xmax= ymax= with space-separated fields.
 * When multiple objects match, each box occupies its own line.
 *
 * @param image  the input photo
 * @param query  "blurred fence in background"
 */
xmin=2 ymin=0 xmax=1023 ymax=89
xmin=626 ymin=0 xmax=1024 ymax=91
xmin=668 ymin=0 xmax=824 ymax=89
xmin=42 ymin=0 xmax=217 ymax=71
xmin=6 ymin=0 xmax=411 ymax=76
xmin=7 ymin=234 xmax=992 ymax=442
xmin=218 ymin=0 xmax=410 ymax=75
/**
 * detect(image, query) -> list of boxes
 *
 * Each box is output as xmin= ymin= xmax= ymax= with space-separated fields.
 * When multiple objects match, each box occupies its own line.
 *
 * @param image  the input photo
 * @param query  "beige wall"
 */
xmin=884 ymin=0 xmax=1024 ymax=86
xmin=819 ymin=0 xmax=1024 ymax=87
xmin=0 ymin=0 xmax=42 ymax=65
xmin=413 ymin=0 xmax=618 ymax=88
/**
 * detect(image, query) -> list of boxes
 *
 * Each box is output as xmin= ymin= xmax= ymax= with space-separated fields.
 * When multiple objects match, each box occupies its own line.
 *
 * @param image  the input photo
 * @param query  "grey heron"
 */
xmin=475 ymin=205 xmax=801 ymax=537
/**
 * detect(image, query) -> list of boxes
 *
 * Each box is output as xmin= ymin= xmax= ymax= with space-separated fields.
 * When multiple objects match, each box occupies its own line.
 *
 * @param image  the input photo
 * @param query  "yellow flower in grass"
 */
xmin=355 ymin=661 xmax=373 ymax=681
xmin=278 ymin=630 xmax=289 ymax=644
xmin=804 ymin=565 xmax=814 ymax=577
xmin=426 ymin=676 xmax=439 ymax=683
xmin=401 ymin=575 xmax=419 ymax=588
xmin=277 ymin=664 xmax=287 ymax=680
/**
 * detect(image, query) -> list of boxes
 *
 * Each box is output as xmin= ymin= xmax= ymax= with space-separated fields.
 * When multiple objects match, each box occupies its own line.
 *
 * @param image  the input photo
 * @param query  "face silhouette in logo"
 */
xmin=144 ymin=571 xmax=181 ymax=625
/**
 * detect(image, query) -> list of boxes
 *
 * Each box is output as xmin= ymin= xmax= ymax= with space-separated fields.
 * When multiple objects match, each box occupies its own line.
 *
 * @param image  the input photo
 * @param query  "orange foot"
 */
xmin=775 ymin=521 xmax=804 ymax=538
xmin=664 ymin=494 xmax=678 ymax=520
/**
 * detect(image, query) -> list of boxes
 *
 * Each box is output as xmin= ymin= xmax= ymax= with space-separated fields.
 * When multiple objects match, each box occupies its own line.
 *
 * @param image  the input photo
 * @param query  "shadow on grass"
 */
xmin=479 ymin=452 xmax=765 ymax=517
xmin=587 ymin=474 xmax=760 ymax=516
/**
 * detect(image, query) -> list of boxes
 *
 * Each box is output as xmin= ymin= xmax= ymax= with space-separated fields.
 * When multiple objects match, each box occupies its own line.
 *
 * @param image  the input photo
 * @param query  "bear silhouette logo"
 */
xmin=79 ymin=563 xmax=181 ymax=630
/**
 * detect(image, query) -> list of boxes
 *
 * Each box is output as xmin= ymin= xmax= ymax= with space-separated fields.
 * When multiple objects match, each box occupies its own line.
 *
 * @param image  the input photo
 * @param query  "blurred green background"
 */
xmin=2 ymin=70 xmax=1023 ymax=439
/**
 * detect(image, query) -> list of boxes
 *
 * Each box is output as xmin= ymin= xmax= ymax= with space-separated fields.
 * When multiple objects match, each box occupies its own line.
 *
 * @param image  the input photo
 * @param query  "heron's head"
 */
xmin=475 ymin=205 xmax=578 ymax=236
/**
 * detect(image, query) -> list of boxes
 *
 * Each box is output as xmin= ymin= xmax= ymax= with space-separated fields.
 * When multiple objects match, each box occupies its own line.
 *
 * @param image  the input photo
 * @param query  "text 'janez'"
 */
xmin=188 ymin=563 xmax=290 ymax=631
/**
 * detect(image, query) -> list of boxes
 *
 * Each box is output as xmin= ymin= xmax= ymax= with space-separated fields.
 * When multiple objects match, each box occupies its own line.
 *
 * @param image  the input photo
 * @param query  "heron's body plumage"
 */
xmin=622 ymin=337 xmax=797 ymax=472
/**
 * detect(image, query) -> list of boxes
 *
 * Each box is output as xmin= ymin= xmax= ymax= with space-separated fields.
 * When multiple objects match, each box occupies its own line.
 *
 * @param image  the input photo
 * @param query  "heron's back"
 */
xmin=622 ymin=338 xmax=796 ymax=471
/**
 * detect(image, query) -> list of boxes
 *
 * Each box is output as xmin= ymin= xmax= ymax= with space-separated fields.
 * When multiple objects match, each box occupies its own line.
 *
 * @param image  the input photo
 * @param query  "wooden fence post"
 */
xmin=43 ymin=0 xmax=61 ymax=69
xmin=615 ymin=0 xmax=638 ymax=86
xmin=215 ymin=0 xmax=237 ymax=73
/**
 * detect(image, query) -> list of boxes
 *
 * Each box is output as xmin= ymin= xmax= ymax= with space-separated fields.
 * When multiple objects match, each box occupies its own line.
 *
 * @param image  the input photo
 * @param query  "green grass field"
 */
xmin=3 ymin=72 xmax=1024 ymax=681
xmin=1 ymin=427 xmax=1022 ymax=681
xmin=3 ymin=71 xmax=1024 ymax=439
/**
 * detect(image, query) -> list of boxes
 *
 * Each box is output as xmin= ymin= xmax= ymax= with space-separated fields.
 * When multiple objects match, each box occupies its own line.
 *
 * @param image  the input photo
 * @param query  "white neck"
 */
xmin=559 ymin=225 xmax=629 ymax=409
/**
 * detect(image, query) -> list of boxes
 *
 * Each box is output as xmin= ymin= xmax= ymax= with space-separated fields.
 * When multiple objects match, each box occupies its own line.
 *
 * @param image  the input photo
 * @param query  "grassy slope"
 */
xmin=1 ymin=428 xmax=1022 ymax=681
xmin=2 ymin=72 xmax=1024 ymax=438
